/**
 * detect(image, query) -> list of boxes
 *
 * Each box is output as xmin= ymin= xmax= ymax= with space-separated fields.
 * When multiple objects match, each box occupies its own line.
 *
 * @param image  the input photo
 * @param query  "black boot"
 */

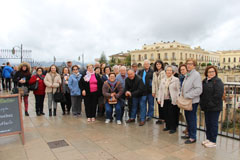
xmin=54 ymin=109 xmax=56 ymax=116
xmin=49 ymin=109 xmax=52 ymax=116
xmin=25 ymin=111 xmax=29 ymax=116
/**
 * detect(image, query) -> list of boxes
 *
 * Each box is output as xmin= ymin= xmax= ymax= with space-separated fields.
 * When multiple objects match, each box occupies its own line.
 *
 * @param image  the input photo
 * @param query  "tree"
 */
xmin=201 ymin=63 xmax=206 ymax=67
xmin=207 ymin=63 xmax=212 ymax=66
xmin=99 ymin=52 xmax=107 ymax=64
xmin=125 ymin=54 xmax=131 ymax=66
xmin=109 ymin=56 xmax=116 ymax=67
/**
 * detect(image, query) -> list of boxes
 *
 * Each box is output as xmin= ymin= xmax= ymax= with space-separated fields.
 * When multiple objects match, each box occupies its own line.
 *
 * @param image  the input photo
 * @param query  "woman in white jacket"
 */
xmin=158 ymin=65 xmax=180 ymax=134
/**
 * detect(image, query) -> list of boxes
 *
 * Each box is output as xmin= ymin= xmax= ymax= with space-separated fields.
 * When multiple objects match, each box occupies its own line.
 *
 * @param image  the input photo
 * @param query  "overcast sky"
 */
xmin=0 ymin=0 xmax=240 ymax=63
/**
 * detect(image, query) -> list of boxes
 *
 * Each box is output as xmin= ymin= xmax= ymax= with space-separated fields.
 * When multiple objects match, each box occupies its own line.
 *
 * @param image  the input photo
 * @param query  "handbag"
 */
xmin=105 ymin=81 xmax=120 ymax=105
xmin=54 ymin=87 xmax=65 ymax=103
xmin=18 ymin=86 xmax=29 ymax=96
xmin=12 ymin=87 xmax=19 ymax=94
xmin=176 ymin=81 xmax=192 ymax=111
xmin=29 ymin=80 xmax=39 ymax=91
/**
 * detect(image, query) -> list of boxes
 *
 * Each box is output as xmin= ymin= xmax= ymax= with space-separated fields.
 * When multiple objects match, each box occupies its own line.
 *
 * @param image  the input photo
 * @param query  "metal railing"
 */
xmin=179 ymin=82 xmax=240 ymax=140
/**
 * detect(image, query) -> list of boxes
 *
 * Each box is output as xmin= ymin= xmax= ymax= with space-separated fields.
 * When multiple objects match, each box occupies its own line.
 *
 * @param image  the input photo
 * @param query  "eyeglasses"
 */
xmin=73 ymin=69 xmax=78 ymax=70
xmin=186 ymin=63 xmax=194 ymax=66
xmin=208 ymin=71 xmax=215 ymax=73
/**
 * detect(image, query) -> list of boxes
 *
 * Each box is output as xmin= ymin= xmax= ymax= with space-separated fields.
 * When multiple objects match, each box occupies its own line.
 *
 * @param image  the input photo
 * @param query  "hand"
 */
xmin=152 ymin=93 xmax=155 ymax=97
xmin=157 ymin=101 xmax=161 ymax=104
xmin=125 ymin=91 xmax=131 ymax=97
xmin=65 ymin=81 xmax=68 ymax=84
xmin=82 ymin=90 xmax=86 ymax=96
xmin=110 ymin=93 xmax=115 ymax=97
xmin=36 ymin=78 xmax=39 ymax=80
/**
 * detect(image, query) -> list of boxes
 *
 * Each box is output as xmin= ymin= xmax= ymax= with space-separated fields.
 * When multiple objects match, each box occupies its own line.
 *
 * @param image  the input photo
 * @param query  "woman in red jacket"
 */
xmin=29 ymin=67 xmax=46 ymax=116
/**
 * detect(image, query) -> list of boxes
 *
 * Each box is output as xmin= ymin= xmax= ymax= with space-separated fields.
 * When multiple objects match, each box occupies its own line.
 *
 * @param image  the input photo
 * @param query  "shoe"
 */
xmin=202 ymin=139 xmax=210 ymax=145
xmin=49 ymin=109 xmax=52 ymax=116
xmin=87 ymin=118 xmax=91 ymax=122
xmin=105 ymin=119 xmax=111 ymax=124
xmin=169 ymin=130 xmax=176 ymax=134
xmin=91 ymin=118 xmax=96 ymax=122
xmin=204 ymin=141 xmax=216 ymax=148
xmin=41 ymin=112 xmax=45 ymax=115
xmin=156 ymin=120 xmax=163 ymax=124
xmin=62 ymin=112 xmax=65 ymax=115
xmin=163 ymin=128 xmax=169 ymax=131
xmin=146 ymin=117 xmax=152 ymax=121
xmin=181 ymin=135 xmax=190 ymax=139
xmin=185 ymin=139 xmax=196 ymax=144
xmin=126 ymin=119 xmax=135 ymax=123
xmin=25 ymin=111 xmax=29 ymax=116
xmin=139 ymin=121 xmax=145 ymax=126
xmin=117 ymin=120 xmax=122 ymax=125
xmin=36 ymin=112 xmax=41 ymax=116
xmin=53 ymin=109 xmax=56 ymax=116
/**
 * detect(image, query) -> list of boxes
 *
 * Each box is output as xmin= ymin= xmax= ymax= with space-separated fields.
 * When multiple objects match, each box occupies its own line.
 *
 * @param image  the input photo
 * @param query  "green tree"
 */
xmin=109 ymin=56 xmax=116 ymax=67
xmin=125 ymin=54 xmax=131 ymax=66
xmin=207 ymin=63 xmax=212 ymax=66
xmin=99 ymin=52 xmax=107 ymax=64
xmin=201 ymin=63 xmax=206 ymax=67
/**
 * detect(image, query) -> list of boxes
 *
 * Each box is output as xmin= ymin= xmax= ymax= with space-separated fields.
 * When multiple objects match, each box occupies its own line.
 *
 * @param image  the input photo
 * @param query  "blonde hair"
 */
xmin=186 ymin=58 xmax=197 ymax=66
xmin=86 ymin=64 xmax=93 ymax=69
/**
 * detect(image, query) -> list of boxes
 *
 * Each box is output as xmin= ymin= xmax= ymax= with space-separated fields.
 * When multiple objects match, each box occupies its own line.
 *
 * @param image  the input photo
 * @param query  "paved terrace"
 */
xmin=0 ymin=91 xmax=239 ymax=160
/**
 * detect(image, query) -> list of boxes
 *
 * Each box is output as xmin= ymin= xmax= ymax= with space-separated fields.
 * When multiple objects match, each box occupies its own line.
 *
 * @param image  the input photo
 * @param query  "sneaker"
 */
xmin=202 ymin=139 xmax=210 ymax=145
xmin=87 ymin=118 xmax=91 ymax=122
xmin=92 ymin=118 xmax=96 ymax=122
xmin=117 ymin=120 xmax=122 ymax=125
xmin=204 ymin=141 xmax=216 ymax=148
xmin=105 ymin=119 xmax=111 ymax=124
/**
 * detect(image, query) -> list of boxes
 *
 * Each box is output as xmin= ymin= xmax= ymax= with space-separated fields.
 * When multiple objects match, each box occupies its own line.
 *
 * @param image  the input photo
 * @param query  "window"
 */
xmin=165 ymin=53 xmax=168 ymax=60
xmin=138 ymin=55 xmax=141 ymax=61
xmin=185 ymin=53 xmax=187 ymax=59
xmin=158 ymin=53 xmax=160 ymax=59
xmin=132 ymin=55 xmax=135 ymax=60
xmin=144 ymin=47 xmax=147 ymax=50
xmin=172 ymin=52 xmax=176 ymax=60
xmin=228 ymin=57 xmax=231 ymax=62
xmin=180 ymin=53 xmax=183 ymax=60
xmin=156 ymin=46 xmax=159 ymax=49
xmin=170 ymin=45 xmax=173 ymax=48
xmin=151 ymin=53 xmax=154 ymax=60
xmin=239 ymin=57 xmax=240 ymax=62
xmin=144 ymin=54 xmax=147 ymax=60
xmin=234 ymin=57 xmax=236 ymax=62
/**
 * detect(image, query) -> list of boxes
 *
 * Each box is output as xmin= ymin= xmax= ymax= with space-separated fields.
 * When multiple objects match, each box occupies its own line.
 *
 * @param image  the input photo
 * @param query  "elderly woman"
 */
xmin=181 ymin=58 xmax=202 ymax=144
xmin=79 ymin=64 xmax=103 ymax=122
xmin=200 ymin=66 xmax=224 ymax=148
xmin=60 ymin=67 xmax=71 ymax=115
xmin=152 ymin=60 xmax=165 ymax=124
xmin=102 ymin=66 xmax=111 ymax=82
xmin=158 ymin=65 xmax=180 ymax=134
xmin=44 ymin=65 xmax=61 ymax=116
xmin=113 ymin=65 xmax=120 ymax=75
xmin=102 ymin=72 xmax=123 ymax=124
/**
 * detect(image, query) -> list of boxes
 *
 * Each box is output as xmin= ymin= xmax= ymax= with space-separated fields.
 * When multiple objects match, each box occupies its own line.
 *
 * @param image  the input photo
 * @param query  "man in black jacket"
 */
xmin=125 ymin=69 xmax=146 ymax=126
xmin=138 ymin=60 xmax=154 ymax=121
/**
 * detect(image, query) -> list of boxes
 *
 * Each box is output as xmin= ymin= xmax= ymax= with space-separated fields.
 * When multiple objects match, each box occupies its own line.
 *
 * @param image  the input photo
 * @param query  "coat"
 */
xmin=29 ymin=74 xmax=46 ymax=95
xmin=68 ymin=73 xmax=82 ymax=96
xmin=13 ymin=62 xmax=31 ymax=88
xmin=124 ymin=75 xmax=145 ymax=97
xmin=158 ymin=76 xmax=180 ymax=107
xmin=152 ymin=70 xmax=165 ymax=98
xmin=200 ymin=76 xmax=224 ymax=112
xmin=44 ymin=72 xmax=61 ymax=93
xmin=102 ymin=80 xmax=123 ymax=103
xmin=138 ymin=68 xmax=154 ymax=94
xmin=2 ymin=66 xmax=13 ymax=78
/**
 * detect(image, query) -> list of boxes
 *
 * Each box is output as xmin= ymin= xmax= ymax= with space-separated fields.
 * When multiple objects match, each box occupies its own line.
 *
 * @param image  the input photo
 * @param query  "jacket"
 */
xmin=200 ymin=76 xmax=224 ymax=112
xmin=2 ymin=66 xmax=13 ymax=78
xmin=158 ymin=76 xmax=180 ymax=107
xmin=29 ymin=74 xmax=46 ymax=95
xmin=152 ymin=70 xmax=165 ymax=98
xmin=102 ymin=80 xmax=123 ymax=103
xmin=79 ymin=73 xmax=103 ymax=97
xmin=44 ymin=72 xmax=61 ymax=93
xmin=138 ymin=68 xmax=154 ymax=94
xmin=13 ymin=63 xmax=32 ymax=88
xmin=182 ymin=69 xmax=202 ymax=104
xmin=68 ymin=73 xmax=82 ymax=96
xmin=124 ymin=75 xmax=145 ymax=97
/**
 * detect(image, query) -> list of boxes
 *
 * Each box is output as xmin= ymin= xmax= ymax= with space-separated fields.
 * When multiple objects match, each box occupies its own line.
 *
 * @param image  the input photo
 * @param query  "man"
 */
xmin=116 ymin=66 xmax=128 ymax=117
xmin=2 ymin=62 xmax=13 ymax=91
xmin=131 ymin=63 xmax=139 ymax=74
xmin=138 ymin=60 xmax=154 ymax=121
xmin=1 ymin=63 xmax=5 ymax=90
xmin=125 ymin=69 xmax=146 ymax=126
xmin=113 ymin=65 xmax=120 ymax=75
xmin=94 ymin=62 xmax=100 ymax=68
xmin=67 ymin=61 xmax=72 ymax=74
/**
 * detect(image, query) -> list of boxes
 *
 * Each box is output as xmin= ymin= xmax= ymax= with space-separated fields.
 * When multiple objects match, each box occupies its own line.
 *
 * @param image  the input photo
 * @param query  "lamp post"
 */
xmin=12 ymin=44 xmax=23 ymax=63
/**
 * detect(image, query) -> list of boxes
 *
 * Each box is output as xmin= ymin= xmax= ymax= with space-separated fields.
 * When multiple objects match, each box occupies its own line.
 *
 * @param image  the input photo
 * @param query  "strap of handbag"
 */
xmin=105 ymin=81 xmax=120 ymax=93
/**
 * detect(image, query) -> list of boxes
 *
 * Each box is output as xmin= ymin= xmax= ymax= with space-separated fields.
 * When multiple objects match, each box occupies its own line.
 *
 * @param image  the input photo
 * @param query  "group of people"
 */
xmin=0 ymin=58 xmax=224 ymax=148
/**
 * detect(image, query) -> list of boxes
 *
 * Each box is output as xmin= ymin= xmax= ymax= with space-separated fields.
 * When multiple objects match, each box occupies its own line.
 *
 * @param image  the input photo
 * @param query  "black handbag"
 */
xmin=29 ymin=80 xmax=39 ymax=91
xmin=54 ymin=87 xmax=65 ymax=103
xmin=12 ymin=87 xmax=19 ymax=94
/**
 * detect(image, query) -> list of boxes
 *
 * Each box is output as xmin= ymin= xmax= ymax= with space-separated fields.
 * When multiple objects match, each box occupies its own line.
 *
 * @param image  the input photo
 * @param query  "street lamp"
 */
xmin=12 ymin=44 xmax=23 ymax=63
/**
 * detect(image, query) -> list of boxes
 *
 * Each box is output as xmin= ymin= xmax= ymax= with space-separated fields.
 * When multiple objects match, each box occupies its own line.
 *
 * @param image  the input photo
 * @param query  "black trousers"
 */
xmin=5 ymin=78 xmax=11 ymax=90
xmin=35 ymin=94 xmax=45 ymax=113
xmin=84 ymin=92 xmax=98 ymax=118
xmin=164 ymin=100 xmax=180 ymax=131
xmin=157 ymin=98 xmax=165 ymax=120
xmin=60 ymin=92 xmax=72 ymax=113
xmin=1 ymin=77 xmax=5 ymax=89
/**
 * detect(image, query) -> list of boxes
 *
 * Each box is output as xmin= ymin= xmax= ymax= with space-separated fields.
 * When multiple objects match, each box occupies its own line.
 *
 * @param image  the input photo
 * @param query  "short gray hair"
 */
xmin=143 ymin=59 xmax=150 ymax=65
xmin=113 ymin=65 xmax=119 ymax=70
xmin=120 ymin=66 xmax=126 ymax=71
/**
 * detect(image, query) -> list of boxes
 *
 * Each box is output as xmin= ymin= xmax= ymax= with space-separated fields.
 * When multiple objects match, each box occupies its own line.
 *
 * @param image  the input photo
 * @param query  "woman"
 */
xmin=44 ymin=65 xmax=61 ymax=116
xmin=152 ymin=60 xmax=165 ymax=124
xmin=178 ymin=64 xmax=188 ymax=136
xmin=102 ymin=66 xmax=111 ymax=82
xmin=200 ymin=66 xmax=224 ymax=148
xmin=13 ymin=62 xmax=31 ymax=116
xmin=68 ymin=65 xmax=82 ymax=116
xmin=79 ymin=64 xmax=103 ymax=122
xmin=60 ymin=67 xmax=71 ymax=115
xmin=95 ymin=66 xmax=105 ymax=116
xmin=102 ymin=72 xmax=123 ymax=124
xmin=29 ymin=67 xmax=46 ymax=116
xmin=157 ymin=65 xmax=180 ymax=134
xmin=181 ymin=58 xmax=202 ymax=144
xmin=100 ymin=63 xmax=106 ymax=75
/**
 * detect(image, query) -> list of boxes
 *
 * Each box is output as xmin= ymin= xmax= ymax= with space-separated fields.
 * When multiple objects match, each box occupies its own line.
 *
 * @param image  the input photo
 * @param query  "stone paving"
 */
xmin=0 ymin=91 xmax=240 ymax=160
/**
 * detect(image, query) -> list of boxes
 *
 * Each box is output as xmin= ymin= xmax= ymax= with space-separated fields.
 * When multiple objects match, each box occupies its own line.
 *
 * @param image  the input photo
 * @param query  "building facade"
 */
xmin=219 ymin=50 xmax=240 ymax=69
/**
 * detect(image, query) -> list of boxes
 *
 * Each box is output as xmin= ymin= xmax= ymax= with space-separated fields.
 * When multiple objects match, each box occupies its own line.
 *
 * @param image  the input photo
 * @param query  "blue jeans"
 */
xmin=205 ymin=111 xmax=220 ymax=143
xmin=105 ymin=101 xmax=122 ymax=121
xmin=130 ymin=97 xmax=146 ymax=122
xmin=140 ymin=94 xmax=154 ymax=118
xmin=185 ymin=103 xmax=198 ymax=140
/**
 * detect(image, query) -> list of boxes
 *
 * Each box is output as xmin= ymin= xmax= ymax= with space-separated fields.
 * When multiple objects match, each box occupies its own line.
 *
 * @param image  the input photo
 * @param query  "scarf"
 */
xmin=142 ymin=70 xmax=146 ymax=84
xmin=156 ymin=69 xmax=162 ymax=77
xmin=84 ymin=71 xmax=95 ymax=82
xmin=107 ymin=79 xmax=117 ymax=90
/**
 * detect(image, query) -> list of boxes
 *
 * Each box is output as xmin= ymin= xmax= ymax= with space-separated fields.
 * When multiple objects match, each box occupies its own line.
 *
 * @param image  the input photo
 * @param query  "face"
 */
xmin=120 ymin=68 xmax=126 ymax=76
xmin=109 ymin=74 xmax=116 ymax=82
xmin=127 ymin=70 xmax=135 ymax=80
xmin=95 ymin=63 xmax=100 ymax=68
xmin=95 ymin=68 xmax=100 ymax=74
xmin=87 ymin=65 xmax=93 ymax=73
xmin=101 ymin=64 xmax=106 ymax=69
xmin=105 ymin=68 xmax=110 ymax=75
xmin=63 ymin=68 xmax=69 ymax=74
xmin=156 ymin=63 xmax=162 ymax=70
xmin=72 ymin=67 xmax=79 ymax=74
xmin=166 ymin=67 xmax=173 ymax=77
xmin=132 ymin=65 xmax=138 ymax=72
xmin=186 ymin=60 xmax=195 ymax=71
xmin=207 ymin=68 xmax=216 ymax=79
xmin=144 ymin=61 xmax=150 ymax=70
xmin=67 ymin=62 xmax=72 ymax=67
xmin=51 ymin=66 xmax=56 ymax=73
xmin=22 ymin=66 xmax=27 ymax=71
xmin=37 ymin=69 xmax=42 ymax=75
xmin=180 ymin=66 xmax=187 ymax=75
xmin=114 ymin=68 xmax=119 ymax=74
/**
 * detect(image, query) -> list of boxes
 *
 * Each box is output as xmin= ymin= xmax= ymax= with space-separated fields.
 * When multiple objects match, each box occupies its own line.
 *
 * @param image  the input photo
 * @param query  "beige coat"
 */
xmin=44 ymin=73 xmax=61 ymax=93
xmin=158 ymin=76 xmax=180 ymax=107
xmin=152 ymin=70 xmax=165 ymax=97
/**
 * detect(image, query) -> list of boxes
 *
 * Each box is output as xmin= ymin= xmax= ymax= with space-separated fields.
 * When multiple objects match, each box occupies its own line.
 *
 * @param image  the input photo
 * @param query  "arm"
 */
xmin=44 ymin=74 xmax=52 ymax=87
xmin=184 ymin=74 xmax=203 ymax=99
xmin=152 ymin=73 xmax=156 ymax=94
xmin=208 ymin=79 xmax=224 ymax=106
xmin=68 ymin=76 xmax=73 ymax=90
xmin=115 ymin=83 xmax=123 ymax=99
xmin=29 ymin=75 xmax=37 ymax=85
xmin=102 ymin=83 xmax=111 ymax=98
xmin=132 ymin=79 xmax=144 ymax=97
xmin=52 ymin=75 xmax=61 ymax=87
